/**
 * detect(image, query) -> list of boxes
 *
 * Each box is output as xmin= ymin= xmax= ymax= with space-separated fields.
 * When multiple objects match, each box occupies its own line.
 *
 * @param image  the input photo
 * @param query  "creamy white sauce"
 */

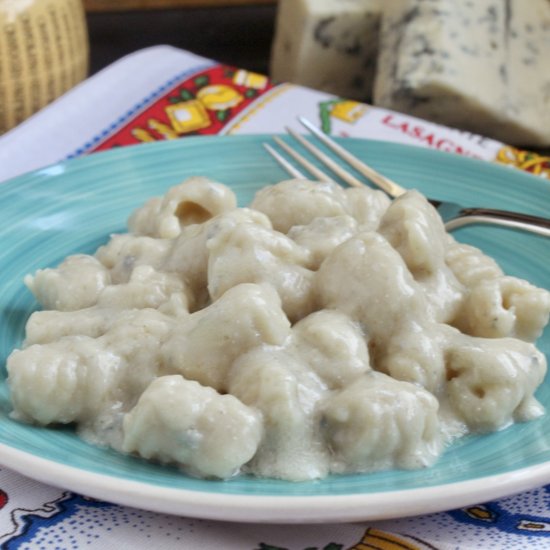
xmin=6 ymin=177 xmax=550 ymax=481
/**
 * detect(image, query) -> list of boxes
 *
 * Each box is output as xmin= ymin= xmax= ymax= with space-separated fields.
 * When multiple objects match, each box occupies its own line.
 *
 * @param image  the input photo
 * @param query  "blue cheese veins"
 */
xmin=270 ymin=0 xmax=382 ymax=101
xmin=373 ymin=0 xmax=550 ymax=147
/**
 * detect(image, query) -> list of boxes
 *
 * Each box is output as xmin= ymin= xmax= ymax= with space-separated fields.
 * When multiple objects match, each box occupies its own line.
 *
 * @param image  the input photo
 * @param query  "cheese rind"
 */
xmin=373 ymin=0 xmax=550 ymax=147
xmin=270 ymin=0 xmax=382 ymax=101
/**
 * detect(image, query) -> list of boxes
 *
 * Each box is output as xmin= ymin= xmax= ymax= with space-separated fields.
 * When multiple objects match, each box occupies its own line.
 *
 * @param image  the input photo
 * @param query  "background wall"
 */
xmin=85 ymin=4 xmax=277 ymax=75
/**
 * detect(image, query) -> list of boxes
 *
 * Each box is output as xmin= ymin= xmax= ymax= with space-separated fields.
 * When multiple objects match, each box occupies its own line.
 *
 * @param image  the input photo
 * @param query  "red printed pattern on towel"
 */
xmin=91 ymin=65 xmax=273 ymax=152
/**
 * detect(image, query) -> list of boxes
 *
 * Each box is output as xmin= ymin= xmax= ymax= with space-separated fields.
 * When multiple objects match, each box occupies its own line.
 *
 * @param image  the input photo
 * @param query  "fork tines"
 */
xmin=265 ymin=117 xmax=406 ymax=199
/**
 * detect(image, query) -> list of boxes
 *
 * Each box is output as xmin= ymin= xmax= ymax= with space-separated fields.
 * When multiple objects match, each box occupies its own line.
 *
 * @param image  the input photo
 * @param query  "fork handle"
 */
xmin=444 ymin=208 xmax=550 ymax=237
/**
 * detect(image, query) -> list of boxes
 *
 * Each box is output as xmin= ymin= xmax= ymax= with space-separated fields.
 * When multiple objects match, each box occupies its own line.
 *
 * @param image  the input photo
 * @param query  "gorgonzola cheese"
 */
xmin=373 ymin=0 xmax=550 ymax=146
xmin=270 ymin=0 xmax=382 ymax=101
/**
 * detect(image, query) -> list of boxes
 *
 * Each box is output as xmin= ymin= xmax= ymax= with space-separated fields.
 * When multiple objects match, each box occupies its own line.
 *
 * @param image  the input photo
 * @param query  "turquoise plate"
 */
xmin=0 ymin=135 xmax=549 ymax=523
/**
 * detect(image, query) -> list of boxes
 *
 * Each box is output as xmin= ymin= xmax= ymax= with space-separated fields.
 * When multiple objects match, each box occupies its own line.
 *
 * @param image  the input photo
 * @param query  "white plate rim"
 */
xmin=1 ymin=440 xmax=550 ymax=523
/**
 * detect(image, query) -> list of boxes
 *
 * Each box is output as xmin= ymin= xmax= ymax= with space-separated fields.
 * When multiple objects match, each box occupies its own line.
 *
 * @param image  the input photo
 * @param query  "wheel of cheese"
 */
xmin=0 ymin=0 xmax=89 ymax=133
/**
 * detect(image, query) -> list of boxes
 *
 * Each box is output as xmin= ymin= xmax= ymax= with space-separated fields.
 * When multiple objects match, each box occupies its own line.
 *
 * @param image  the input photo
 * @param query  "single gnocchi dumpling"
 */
xmin=11 ymin=307 xmax=175 ymax=428
xmin=7 ymin=336 xmax=122 ymax=425
xmin=379 ymin=190 xmax=447 ymax=276
xmin=128 ymin=177 xmax=237 ymax=238
xmin=378 ymin=190 xmax=464 ymax=323
xmin=97 ymin=265 xmax=191 ymax=312
xmin=161 ymin=283 xmax=291 ymax=391
xmin=453 ymin=276 xmax=550 ymax=342
xmin=315 ymin=232 xmax=426 ymax=341
xmin=380 ymin=321 xmax=450 ymax=395
xmin=445 ymin=240 xmax=503 ymax=287
xmin=343 ymin=186 xmax=391 ymax=230
xmin=100 ymin=308 xmax=175 ymax=401
xmin=229 ymin=346 xmax=329 ymax=481
xmin=445 ymin=336 xmax=547 ymax=432
xmin=164 ymin=207 xmax=272 ymax=308
xmin=207 ymin=222 xmax=315 ymax=322
xmin=122 ymin=375 xmax=263 ymax=479
xmin=24 ymin=303 xmax=178 ymax=348
xmin=95 ymin=234 xmax=172 ymax=284
xmin=287 ymin=215 xmax=358 ymax=270
xmin=24 ymin=307 xmax=116 ymax=346
xmin=25 ymin=255 xmax=111 ymax=311
xmin=251 ymin=178 xmax=348 ymax=233
xmin=290 ymin=310 xmax=371 ymax=389
xmin=320 ymin=372 xmax=442 ymax=473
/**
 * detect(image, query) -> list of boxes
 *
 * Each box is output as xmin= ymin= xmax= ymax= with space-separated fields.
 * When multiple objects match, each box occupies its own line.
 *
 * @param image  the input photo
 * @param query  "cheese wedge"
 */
xmin=270 ymin=0 xmax=382 ymax=101
xmin=373 ymin=0 xmax=550 ymax=147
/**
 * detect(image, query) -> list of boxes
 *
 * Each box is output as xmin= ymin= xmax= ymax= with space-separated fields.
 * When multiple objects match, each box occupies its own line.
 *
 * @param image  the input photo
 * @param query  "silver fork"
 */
xmin=264 ymin=116 xmax=550 ymax=237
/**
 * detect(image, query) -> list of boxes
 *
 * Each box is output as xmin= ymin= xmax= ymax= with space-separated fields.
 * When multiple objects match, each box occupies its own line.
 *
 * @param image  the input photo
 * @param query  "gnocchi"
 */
xmin=7 ymin=177 xmax=550 ymax=481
